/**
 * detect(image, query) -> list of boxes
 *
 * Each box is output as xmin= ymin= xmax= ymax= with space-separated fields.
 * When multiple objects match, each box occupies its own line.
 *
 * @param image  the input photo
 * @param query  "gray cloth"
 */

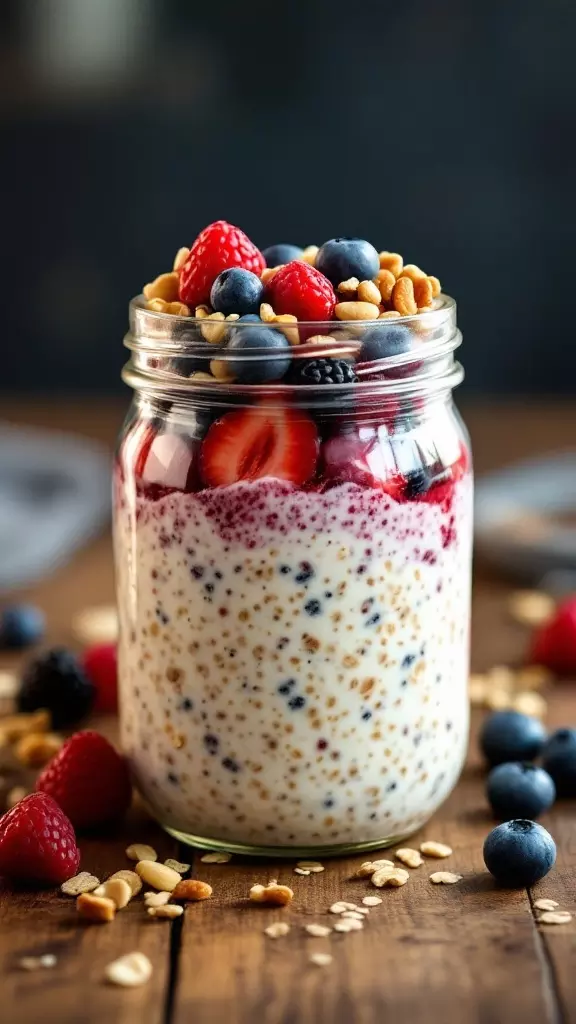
xmin=0 ymin=422 xmax=111 ymax=591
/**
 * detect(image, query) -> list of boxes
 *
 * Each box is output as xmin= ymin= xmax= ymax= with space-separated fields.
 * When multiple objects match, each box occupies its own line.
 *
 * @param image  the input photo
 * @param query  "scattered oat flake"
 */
xmin=309 ymin=953 xmax=333 ymax=967
xmin=19 ymin=955 xmax=57 ymax=971
xmin=126 ymin=843 xmax=157 ymax=862
xmin=264 ymin=922 xmax=290 ymax=938
xmin=61 ymin=872 xmax=101 ymax=896
xmin=305 ymin=923 xmax=332 ymax=937
xmin=73 ymin=605 xmax=118 ymax=645
xmin=334 ymin=918 xmax=363 ymax=932
xmin=420 ymin=841 xmax=453 ymax=859
xmin=294 ymin=867 xmax=311 ymax=875
xmin=341 ymin=911 xmax=364 ymax=921
xmin=296 ymin=860 xmax=324 ymax=873
xmin=148 ymin=904 xmax=184 ymax=919
xmin=513 ymin=691 xmax=548 ymax=718
xmin=329 ymin=902 xmax=347 ymax=914
xmin=355 ymin=859 xmax=394 ymax=878
xmin=200 ymin=851 xmax=232 ymax=864
xmin=144 ymin=891 xmax=171 ymax=907
xmin=0 ymin=671 xmax=18 ymax=701
xmin=362 ymin=896 xmax=382 ymax=907
xmin=105 ymin=952 xmax=153 ymax=987
xmin=6 ymin=786 xmax=29 ymax=809
xmin=371 ymin=867 xmax=409 ymax=888
xmin=164 ymin=859 xmax=190 ymax=874
xmin=430 ymin=872 xmax=462 ymax=884
xmin=396 ymin=848 xmax=424 ymax=868
xmin=508 ymin=590 xmax=555 ymax=628
xmin=534 ymin=898 xmax=559 ymax=912
xmin=539 ymin=911 xmax=572 ymax=925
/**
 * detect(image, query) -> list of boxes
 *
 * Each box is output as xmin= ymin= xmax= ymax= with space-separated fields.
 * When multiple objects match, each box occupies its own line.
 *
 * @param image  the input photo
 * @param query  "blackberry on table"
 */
xmin=290 ymin=358 xmax=358 ymax=386
xmin=18 ymin=647 xmax=95 ymax=729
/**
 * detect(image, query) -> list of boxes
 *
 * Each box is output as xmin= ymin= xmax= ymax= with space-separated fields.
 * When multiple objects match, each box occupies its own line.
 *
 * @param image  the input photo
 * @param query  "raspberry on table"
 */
xmin=178 ymin=220 xmax=265 ymax=307
xmin=0 ymin=792 xmax=80 ymax=885
xmin=36 ymin=730 xmax=132 ymax=829
xmin=82 ymin=643 xmax=118 ymax=713
xmin=266 ymin=261 xmax=336 ymax=322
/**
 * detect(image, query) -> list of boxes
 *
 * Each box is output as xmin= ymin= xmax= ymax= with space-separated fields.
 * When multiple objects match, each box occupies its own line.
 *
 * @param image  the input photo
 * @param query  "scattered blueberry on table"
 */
xmin=483 ymin=819 xmax=556 ymax=887
xmin=479 ymin=710 xmax=547 ymax=767
xmin=486 ymin=762 xmax=556 ymax=820
xmin=0 ymin=604 xmax=45 ymax=650
xmin=18 ymin=647 xmax=95 ymax=729
xmin=542 ymin=728 xmax=576 ymax=796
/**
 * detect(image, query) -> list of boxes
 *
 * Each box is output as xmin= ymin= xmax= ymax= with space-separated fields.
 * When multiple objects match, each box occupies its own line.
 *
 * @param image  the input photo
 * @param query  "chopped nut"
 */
xmin=430 ymin=871 xmax=462 ymax=884
xmin=337 ymin=277 xmax=360 ymax=296
xmin=0 ymin=671 xmax=18 ymax=701
xmin=485 ymin=688 xmax=514 ymax=712
xmin=148 ymin=904 xmax=184 ymax=919
xmin=538 ymin=911 xmax=572 ymax=925
xmin=105 ymin=952 xmax=152 ymax=988
xmin=273 ymin=313 xmax=300 ymax=346
xmin=61 ymin=872 xmax=101 ymax=897
xmin=400 ymin=264 xmax=426 ymax=282
xmin=378 ymin=252 xmax=403 ymax=277
xmin=210 ymin=359 xmax=235 ymax=382
xmin=413 ymin=276 xmax=433 ymax=309
xmin=93 ymin=878 xmax=132 ymax=909
xmin=126 ymin=843 xmax=157 ymax=863
xmin=143 ymin=272 xmax=180 ymax=303
xmin=0 ymin=709 xmax=51 ymax=743
xmin=335 ymin=301 xmax=380 ymax=321
xmin=166 ymin=301 xmax=190 ymax=316
xmin=375 ymin=268 xmax=396 ymax=303
xmin=378 ymin=310 xmax=401 ymax=319
xmin=534 ymin=898 xmax=559 ymax=911
xmin=294 ymin=868 xmax=310 ymax=875
xmin=190 ymin=371 xmax=215 ymax=382
xmin=261 ymin=266 xmax=284 ymax=284
xmin=76 ymin=893 xmax=116 ymax=922
xmin=309 ymin=952 xmax=333 ymax=967
xmin=249 ymin=881 xmax=294 ymax=906
xmin=136 ymin=860 xmax=181 ymax=892
xmin=508 ymin=590 xmax=555 ymax=628
xmin=515 ymin=665 xmax=553 ymax=691
xmin=469 ymin=674 xmax=488 ymax=706
xmin=264 ymin=922 xmax=290 ymax=938
xmin=144 ymin=891 xmax=171 ymax=907
xmin=147 ymin=297 xmax=168 ymax=312
xmin=164 ymin=859 xmax=190 ymax=875
xmin=395 ymin=848 xmax=424 ymax=869
xmin=260 ymin=302 xmax=276 ymax=323
xmin=195 ymin=304 xmax=211 ymax=319
xmin=201 ymin=312 xmax=227 ymax=344
xmin=296 ymin=861 xmax=324 ymax=873
xmin=355 ymin=859 xmax=394 ymax=878
xmin=73 ymin=605 xmax=118 ymax=645
xmin=307 ymin=334 xmax=338 ymax=346
xmin=200 ymin=851 xmax=232 ymax=864
xmin=420 ymin=841 xmax=453 ymax=859
xmin=391 ymin=277 xmax=417 ymax=316
xmin=301 ymin=245 xmax=319 ymax=266
xmin=512 ymin=691 xmax=548 ymax=718
xmin=428 ymin=275 xmax=441 ymax=297
xmin=305 ymin=923 xmax=332 ymax=937
xmin=329 ymin=902 xmax=348 ymax=914
xmin=357 ymin=279 xmax=382 ymax=305
xmin=334 ymin=918 xmax=363 ymax=932
xmin=341 ymin=911 xmax=364 ymax=921
xmin=15 ymin=732 xmax=62 ymax=768
xmin=6 ymin=786 xmax=28 ymax=809
xmin=173 ymin=247 xmax=190 ymax=271
xmin=172 ymin=879 xmax=213 ymax=902
xmin=109 ymin=870 xmax=142 ymax=897
xmin=19 ymin=955 xmax=57 ymax=971
xmin=371 ymin=867 xmax=409 ymax=888
xmin=362 ymin=896 xmax=382 ymax=907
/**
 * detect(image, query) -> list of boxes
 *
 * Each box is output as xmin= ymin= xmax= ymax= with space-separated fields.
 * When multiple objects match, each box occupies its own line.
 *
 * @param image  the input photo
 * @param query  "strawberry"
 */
xmin=0 ymin=793 xmax=80 ymax=885
xmin=36 ymin=731 xmax=132 ymax=829
xmin=200 ymin=404 xmax=319 ymax=488
xmin=531 ymin=597 xmax=576 ymax=675
xmin=266 ymin=261 xmax=336 ymax=322
xmin=179 ymin=220 xmax=265 ymax=307
xmin=82 ymin=643 xmax=118 ymax=714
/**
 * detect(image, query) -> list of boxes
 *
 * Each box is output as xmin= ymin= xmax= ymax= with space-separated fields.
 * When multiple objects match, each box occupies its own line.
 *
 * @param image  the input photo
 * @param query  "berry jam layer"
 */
xmin=116 ymin=475 xmax=472 ymax=848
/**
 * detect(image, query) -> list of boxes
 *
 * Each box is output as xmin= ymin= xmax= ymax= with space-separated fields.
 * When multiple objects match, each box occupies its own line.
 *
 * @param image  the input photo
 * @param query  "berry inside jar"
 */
xmin=115 ymin=221 xmax=473 ymax=855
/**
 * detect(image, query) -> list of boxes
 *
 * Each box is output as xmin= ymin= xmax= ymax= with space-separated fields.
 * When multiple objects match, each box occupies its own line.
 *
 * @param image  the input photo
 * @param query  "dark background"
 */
xmin=2 ymin=0 xmax=575 ymax=395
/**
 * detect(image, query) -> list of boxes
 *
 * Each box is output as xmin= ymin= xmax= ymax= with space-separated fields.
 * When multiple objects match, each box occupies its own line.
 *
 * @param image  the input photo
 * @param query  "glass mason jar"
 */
xmin=114 ymin=297 xmax=473 ymax=856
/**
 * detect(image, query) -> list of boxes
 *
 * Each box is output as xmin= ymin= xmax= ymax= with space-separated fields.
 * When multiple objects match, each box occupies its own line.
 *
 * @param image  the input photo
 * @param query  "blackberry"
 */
xmin=290 ymin=358 xmax=358 ymax=386
xmin=18 ymin=647 xmax=95 ymax=729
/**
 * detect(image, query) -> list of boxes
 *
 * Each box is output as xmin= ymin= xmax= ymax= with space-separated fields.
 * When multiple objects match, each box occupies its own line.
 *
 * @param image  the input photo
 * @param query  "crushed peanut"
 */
xmin=357 ymin=280 xmax=381 ymax=305
xmin=173 ymin=246 xmax=189 ymax=271
xmin=93 ymin=878 xmax=132 ymax=909
xmin=334 ymin=918 xmax=363 ymax=932
xmin=61 ymin=872 xmax=101 ymax=897
xmin=143 ymin=272 xmax=179 ymax=303
xmin=378 ymin=252 xmax=403 ymax=277
xmin=378 ymin=310 xmax=401 ymax=319
xmin=413 ymin=276 xmax=433 ymax=309
xmin=166 ymin=301 xmax=190 ymax=316
xmin=172 ymin=879 xmax=213 ymax=902
xmin=6 ymin=786 xmax=28 ymax=808
xmin=0 ymin=709 xmax=51 ymax=743
xmin=147 ymin=298 xmax=169 ymax=313
xmin=264 ymin=922 xmax=290 ymax=938
xmin=375 ymin=268 xmax=396 ymax=303
xmin=301 ymin=245 xmax=319 ymax=266
xmin=261 ymin=266 xmax=284 ymax=285
xmin=508 ymin=590 xmax=555 ymax=628
xmin=534 ymin=898 xmax=559 ymax=911
xmin=109 ymin=870 xmax=142 ymax=897
xmin=335 ymin=301 xmax=380 ymax=321
xmin=260 ymin=303 xmax=276 ymax=323
xmin=126 ymin=843 xmax=157 ymax=863
xmin=76 ymin=893 xmax=116 ymax=923
xmin=18 ymin=955 xmax=57 ymax=971
xmin=538 ymin=911 xmax=572 ymax=925
xmin=296 ymin=861 xmax=324 ymax=873
xmin=200 ymin=312 xmax=227 ymax=344
xmin=190 ymin=371 xmax=215 ymax=382
xmin=428 ymin=275 xmax=441 ymax=297
xmin=144 ymin=891 xmax=171 ymax=908
xmin=362 ymin=896 xmax=382 ymax=907
xmin=164 ymin=859 xmax=190 ymax=875
xmin=337 ymin=277 xmax=360 ymax=296
xmin=105 ymin=952 xmax=152 ymax=988
xmin=210 ymin=358 xmax=235 ymax=382
xmin=430 ymin=872 xmax=462 ymax=884
xmin=273 ymin=313 xmax=300 ymax=346
xmin=395 ymin=848 xmax=424 ymax=869
xmin=73 ymin=605 xmax=118 ymax=645
xmin=391 ymin=277 xmax=417 ymax=316
xmin=195 ymin=304 xmax=211 ymax=319
xmin=305 ymin=923 xmax=332 ymax=937
xmin=371 ymin=867 xmax=409 ymax=888
xmin=15 ymin=732 xmax=62 ymax=768
xmin=200 ymin=851 xmax=232 ymax=864
xmin=400 ymin=264 xmax=426 ymax=282
xmin=512 ymin=691 xmax=548 ymax=718
xmin=309 ymin=952 xmax=333 ymax=967
xmin=420 ymin=841 xmax=453 ymax=859
xmin=136 ymin=860 xmax=181 ymax=892
xmin=148 ymin=904 xmax=184 ymax=920
xmin=249 ymin=881 xmax=294 ymax=906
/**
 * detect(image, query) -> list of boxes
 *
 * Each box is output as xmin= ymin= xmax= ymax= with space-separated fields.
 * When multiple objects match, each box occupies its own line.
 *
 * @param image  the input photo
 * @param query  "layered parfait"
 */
xmin=115 ymin=222 xmax=472 ymax=854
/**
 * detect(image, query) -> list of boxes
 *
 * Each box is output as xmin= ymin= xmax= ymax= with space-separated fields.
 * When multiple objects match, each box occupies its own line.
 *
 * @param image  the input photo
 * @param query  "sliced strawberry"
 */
xmin=200 ymin=405 xmax=319 ymax=487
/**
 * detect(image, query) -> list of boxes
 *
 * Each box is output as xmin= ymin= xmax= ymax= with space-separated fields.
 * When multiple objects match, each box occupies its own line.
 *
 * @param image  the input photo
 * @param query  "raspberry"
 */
xmin=178 ymin=220 xmax=265 ymax=307
xmin=531 ymin=597 xmax=576 ymax=675
xmin=266 ymin=261 xmax=336 ymax=322
xmin=0 ymin=793 xmax=80 ymax=884
xmin=36 ymin=730 xmax=132 ymax=829
xmin=82 ymin=643 xmax=118 ymax=713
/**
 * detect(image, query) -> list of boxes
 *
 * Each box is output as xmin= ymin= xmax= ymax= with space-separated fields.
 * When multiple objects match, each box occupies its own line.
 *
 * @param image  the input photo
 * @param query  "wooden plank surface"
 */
xmin=0 ymin=398 xmax=575 ymax=1024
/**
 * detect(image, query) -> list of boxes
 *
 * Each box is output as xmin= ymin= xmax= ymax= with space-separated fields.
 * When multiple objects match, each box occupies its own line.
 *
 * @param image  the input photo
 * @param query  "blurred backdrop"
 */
xmin=1 ymin=0 xmax=574 ymax=395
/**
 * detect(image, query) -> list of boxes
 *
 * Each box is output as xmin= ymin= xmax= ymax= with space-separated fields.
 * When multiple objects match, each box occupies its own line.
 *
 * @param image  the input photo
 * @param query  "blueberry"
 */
xmin=359 ymin=324 xmax=413 ymax=363
xmin=0 ymin=604 xmax=45 ymax=649
xmin=542 ymin=728 xmax=576 ymax=796
xmin=404 ymin=468 xmax=430 ymax=498
xmin=316 ymin=237 xmax=380 ymax=285
xmin=226 ymin=323 xmax=292 ymax=384
xmin=210 ymin=268 xmax=264 ymax=316
xmin=479 ymin=710 xmax=547 ymax=767
xmin=483 ymin=819 xmax=556 ymax=887
xmin=17 ymin=647 xmax=95 ymax=729
xmin=486 ymin=763 xmax=556 ymax=819
xmin=237 ymin=314 xmax=261 ymax=323
xmin=262 ymin=243 xmax=303 ymax=267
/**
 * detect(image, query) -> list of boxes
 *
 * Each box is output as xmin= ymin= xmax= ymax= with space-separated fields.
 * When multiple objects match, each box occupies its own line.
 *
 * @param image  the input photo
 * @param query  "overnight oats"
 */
xmin=114 ymin=223 xmax=473 ymax=855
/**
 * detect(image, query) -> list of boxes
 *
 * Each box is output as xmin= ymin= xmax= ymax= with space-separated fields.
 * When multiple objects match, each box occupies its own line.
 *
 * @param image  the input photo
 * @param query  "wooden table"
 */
xmin=1 ymin=399 xmax=575 ymax=1024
